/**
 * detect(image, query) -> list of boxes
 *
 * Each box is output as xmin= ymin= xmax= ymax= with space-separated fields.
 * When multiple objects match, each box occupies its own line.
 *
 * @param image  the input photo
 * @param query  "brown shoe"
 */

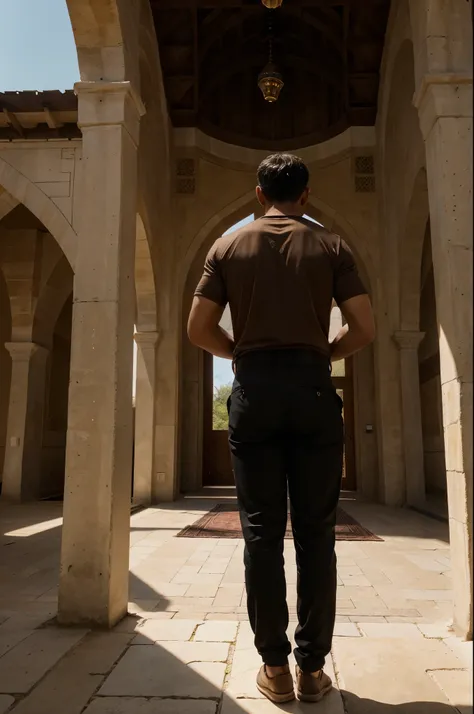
xmin=256 ymin=665 xmax=295 ymax=703
xmin=295 ymin=665 xmax=333 ymax=702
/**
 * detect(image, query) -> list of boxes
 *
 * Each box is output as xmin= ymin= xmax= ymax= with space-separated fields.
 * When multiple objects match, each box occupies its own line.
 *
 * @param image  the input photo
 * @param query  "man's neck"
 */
xmin=264 ymin=204 xmax=304 ymax=218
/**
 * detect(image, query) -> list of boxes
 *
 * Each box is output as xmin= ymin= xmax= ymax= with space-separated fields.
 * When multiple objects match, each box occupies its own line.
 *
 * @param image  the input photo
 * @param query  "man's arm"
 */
xmin=330 ymin=294 xmax=375 ymax=362
xmin=187 ymin=296 xmax=235 ymax=360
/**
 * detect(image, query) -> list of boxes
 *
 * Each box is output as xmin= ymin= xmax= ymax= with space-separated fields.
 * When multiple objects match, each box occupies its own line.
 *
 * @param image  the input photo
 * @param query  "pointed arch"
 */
xmin=181 ymin=190 xmax=376 ymax=303
xmin=0 ymin=157 xmax=77 ymax=269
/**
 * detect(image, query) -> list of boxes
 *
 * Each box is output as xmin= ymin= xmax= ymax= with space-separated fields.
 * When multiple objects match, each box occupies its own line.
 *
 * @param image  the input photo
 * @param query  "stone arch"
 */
xmin=65 ymin=0 xmax=139 ymax=85
xmin=181 ymin=191 xmax=375 ymax=301
xmin=0 ymin=158 xmax=77 ymax=269
xmin=0 ymin=189 xmax=18 ymax=222
xmin=34 ymin=256 xmax=74 ymax=500
xmin=0 ymin=267 xmax=12 ymax=485
xmin=377 ymin=0 xmax=413 ymax=161
xmin=33 ymin=255 xmax=74 ymax=347
xmin=135 ymin=212 xmax=158 ymax=333
xmin=400 ymin=167 xmax=430 ymax=331
xmin=179 ymin=194 xmax=377 ymax=494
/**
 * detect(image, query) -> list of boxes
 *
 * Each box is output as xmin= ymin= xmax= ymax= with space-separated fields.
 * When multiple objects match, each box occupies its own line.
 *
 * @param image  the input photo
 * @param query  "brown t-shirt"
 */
xmin=195 ymin=215 xmax=366 ymax=360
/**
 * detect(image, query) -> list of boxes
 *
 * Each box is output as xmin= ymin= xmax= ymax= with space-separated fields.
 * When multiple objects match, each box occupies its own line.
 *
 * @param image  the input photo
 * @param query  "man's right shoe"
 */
xmin=295 ymin=665 xmax=333 ymax=702
xmin=256 ymin=665 xmax=295 ymax=703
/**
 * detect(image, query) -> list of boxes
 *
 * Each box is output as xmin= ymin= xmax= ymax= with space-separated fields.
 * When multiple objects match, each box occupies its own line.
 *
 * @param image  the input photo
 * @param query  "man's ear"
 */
xmin=300 ymin=187 xmax=310 ymax=207
xmin=256 ymin=186 xmax=266 ymax=207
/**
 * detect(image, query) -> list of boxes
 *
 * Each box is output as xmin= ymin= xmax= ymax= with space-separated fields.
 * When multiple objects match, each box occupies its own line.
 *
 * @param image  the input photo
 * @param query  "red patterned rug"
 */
xmin=177 ymin=504 xmax=383 ymax=541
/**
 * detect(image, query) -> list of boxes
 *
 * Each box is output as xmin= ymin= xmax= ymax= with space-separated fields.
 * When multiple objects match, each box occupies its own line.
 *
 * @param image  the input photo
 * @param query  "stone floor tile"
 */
xmin=200 ymin=562 xmax=231 ymax=575
xmin=429 ymin=668 xmax=473 ymax=709
xmin=112 ymin=616 xmax=144 ymax=633
xmin=186 ymin=583 xmax=220 ymax=598
xmin=173 ymin=611 xmax=208 ymax=620
xmin=221 ymin=691 xmax=344 ymax=713
xmin=358 ymin=622 xmax=423 ymax=638
xmin=417 ymin=623 xmax=454 ymax=639
xmin=213 ymin=586 xmax=244 ymax=607
xmin=401 ymin=589 xmax=453 ymax=601
xmin=337 ymin=586 xmax=378 ymax=600
xmin=10 ymin=632 xmax=132 ymax=714
xmin=155 ymin=597 xmax=214 ymax=611
xmin=195 ymin=621 xmax=238 ymax=642
xmin=205 ymin=613 xmax=249 ymax=621
xmin=0 ymin=694 xmax=15 ymax=714
xmin=333 ymin=637 xmax=463 ymax=708
xmin=349 ymin=616 xmax=387 ymax=623
xmin=0 ymin=613 xmax=54 ymax=632
xmin=0 ymin=696 xmax=14 ymax=714
xmin=99 ymin=645 xmax=226 ymax=697
xmin=187 ymin=573 xmax=224 ymax=586
xmin=226 ymin=630 xmax=262 ymax=699
xmin=0 ymin=629 xmax=34 ymax=659
xmin=334 ymin=623 xmax=361 ymax=637
xmin=443 ymin=636 xmax=474 ymax=669
xmin=133 ymin=619 xmax=199 ymax=644
xmin=338 ymin=565 xmax=363 ymax=576
xmin=138 ymin=582 xmax=188 ymax=597
xmin=186 ymin=552 xmax=211 ymax=564
xmin=84 ymin=699 xmax=217 ymax=714
xmin=0 ymin=628 xmax=87 ymax=694
xmin=128 ymin=600 xmax=160 ymax=615
xmin=157 ymin=640 xmax=230 ymax=663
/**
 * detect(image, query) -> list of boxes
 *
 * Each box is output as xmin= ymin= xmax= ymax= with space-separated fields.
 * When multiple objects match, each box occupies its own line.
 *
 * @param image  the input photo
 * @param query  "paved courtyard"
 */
xmin=0 ymin=496 xmax=472 ymax=713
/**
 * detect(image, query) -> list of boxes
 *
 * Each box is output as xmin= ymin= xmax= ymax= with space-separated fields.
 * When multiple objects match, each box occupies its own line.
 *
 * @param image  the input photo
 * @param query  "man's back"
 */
xmin=196 ymin=216 xmax=365 ymax=360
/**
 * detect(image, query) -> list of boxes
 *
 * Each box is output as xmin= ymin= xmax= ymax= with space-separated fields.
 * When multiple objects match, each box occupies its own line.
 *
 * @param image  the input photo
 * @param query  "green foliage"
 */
xmin=213 ymin=383 xmax=232 ymax=430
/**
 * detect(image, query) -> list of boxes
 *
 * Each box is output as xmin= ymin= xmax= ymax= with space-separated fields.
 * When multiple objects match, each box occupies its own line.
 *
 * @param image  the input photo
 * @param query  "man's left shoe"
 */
xmin=256 ymin=665 xmax=295 ymax=703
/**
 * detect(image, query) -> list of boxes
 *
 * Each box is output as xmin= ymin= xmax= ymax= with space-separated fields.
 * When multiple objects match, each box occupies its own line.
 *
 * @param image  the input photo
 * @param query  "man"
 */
xmin=188 ymin=154 xmax=375 ymax=703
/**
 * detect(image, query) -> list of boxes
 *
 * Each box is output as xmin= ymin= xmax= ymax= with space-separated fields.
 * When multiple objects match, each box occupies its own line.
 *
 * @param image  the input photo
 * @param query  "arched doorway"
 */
xmin=0 ymin=204 xmax=74 ymax=501
xmin=181 ymin=210 xmax=374 ymax=495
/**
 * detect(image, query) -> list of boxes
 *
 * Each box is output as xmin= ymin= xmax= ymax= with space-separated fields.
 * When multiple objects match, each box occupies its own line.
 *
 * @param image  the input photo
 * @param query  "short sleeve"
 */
xmin=194 ymin=241 xmax=227 ymax=307
xmin=333 ymin=238 xmax=367 ymax=305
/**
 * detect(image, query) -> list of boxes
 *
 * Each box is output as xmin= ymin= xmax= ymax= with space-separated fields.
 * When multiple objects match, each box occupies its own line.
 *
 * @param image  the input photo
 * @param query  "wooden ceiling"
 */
xmin=150 ymin=0 xmax=391 ymax=149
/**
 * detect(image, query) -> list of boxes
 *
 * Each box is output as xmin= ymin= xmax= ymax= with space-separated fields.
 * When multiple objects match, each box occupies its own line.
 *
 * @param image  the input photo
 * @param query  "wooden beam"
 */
xmin=192 ymin=6 xmax=199 ymax=112
xmin=2 ymin=109 xmax=25 ymax=138
xmin=43 ymin=106 xmax=64 ymax=129
xmin=152 ymin=0 xmax=348 ymax=7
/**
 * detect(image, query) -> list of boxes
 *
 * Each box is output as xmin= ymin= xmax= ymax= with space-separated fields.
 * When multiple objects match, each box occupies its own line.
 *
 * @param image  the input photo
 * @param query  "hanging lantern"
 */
xmin=258 ymin=63 xmax=284 ymax=102
xmin=261 ymin=0 xmax=283 ymax=8
xmin=258 ymin=14 xmax=284 ymax=102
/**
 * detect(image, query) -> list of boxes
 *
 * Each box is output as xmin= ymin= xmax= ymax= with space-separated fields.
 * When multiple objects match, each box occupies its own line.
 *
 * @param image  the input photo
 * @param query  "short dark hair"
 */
xmin=257 ymin=153 xmax=309 ymax=203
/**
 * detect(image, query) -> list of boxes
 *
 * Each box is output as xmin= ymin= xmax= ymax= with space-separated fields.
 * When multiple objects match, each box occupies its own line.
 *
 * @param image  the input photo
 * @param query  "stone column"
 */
xmin=58 ymin=81 xmax=144 ymax=627
xmin=415 ymin=75 xmax=473 ymax=638
xmin=393 ymin=331 xmax=426 ymax=507
xmin=133 ymin=331 xmax=158 ymax=506
xmin=2 ymin=342 xmax=49 ymax=502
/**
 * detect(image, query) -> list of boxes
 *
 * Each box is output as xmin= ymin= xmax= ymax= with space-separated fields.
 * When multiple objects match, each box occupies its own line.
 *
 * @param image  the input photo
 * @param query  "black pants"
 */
xmin=228 ymin=350 xmax=344 ymax=673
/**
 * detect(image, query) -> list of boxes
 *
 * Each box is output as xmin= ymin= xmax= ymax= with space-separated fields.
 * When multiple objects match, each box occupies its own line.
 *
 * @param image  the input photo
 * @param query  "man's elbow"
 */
xmin=187 ymin=321 xmax=202 ymax=348
xmin=359 ymin=320 xmax=376 ymax=347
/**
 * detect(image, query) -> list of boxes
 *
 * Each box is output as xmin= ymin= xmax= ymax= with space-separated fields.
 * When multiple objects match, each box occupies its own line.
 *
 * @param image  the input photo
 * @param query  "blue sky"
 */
xmin=0 ymin=1 xmax=79 ymax=92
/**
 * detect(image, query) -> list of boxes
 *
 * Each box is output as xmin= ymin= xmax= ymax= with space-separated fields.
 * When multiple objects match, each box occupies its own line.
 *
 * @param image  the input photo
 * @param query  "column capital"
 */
xmin=134 ymin=330 xmax=159 ymax=347
xmin=74 ymin=80 xmax=146 ymax=145
xmin=393 ymin=331 xmax=425 ymax=351
xmin=413 ymin=73 xmax=473 ymax=139
xmin=5 ymin=342 xmax=49 ymax=361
